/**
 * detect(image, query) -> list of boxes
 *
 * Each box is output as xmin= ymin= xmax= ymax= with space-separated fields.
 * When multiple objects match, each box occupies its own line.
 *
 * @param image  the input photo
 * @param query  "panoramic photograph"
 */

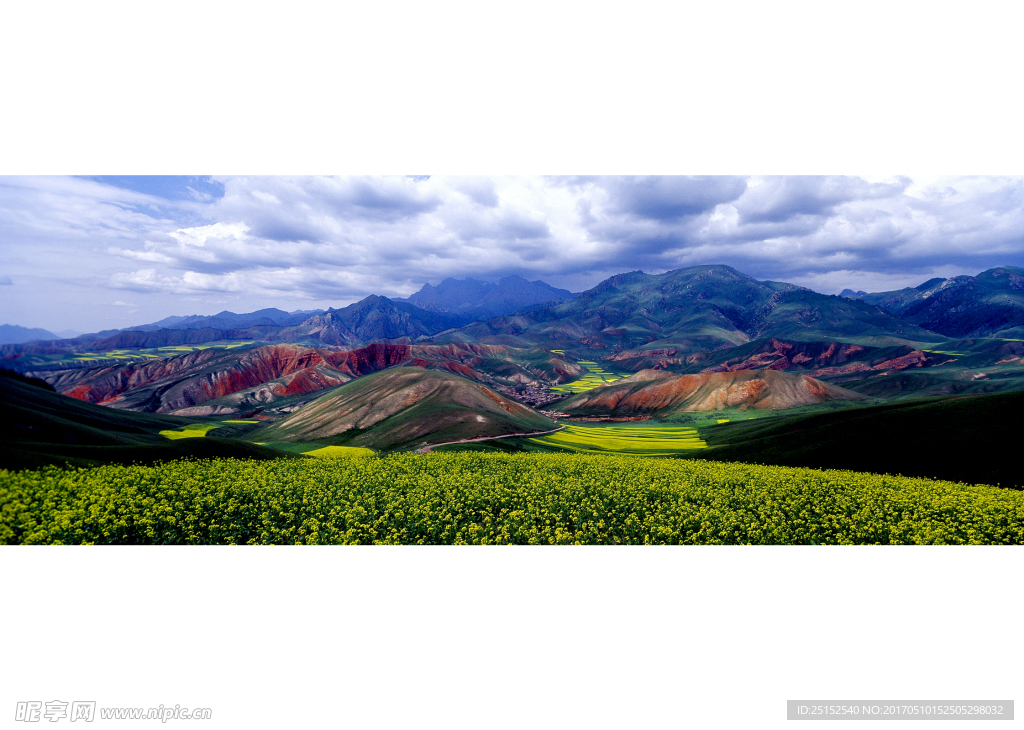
xmin=2 ymin=174 xmax=1022 ymax=545
xmin=4 ymin=3 xmax=1022 ymax=727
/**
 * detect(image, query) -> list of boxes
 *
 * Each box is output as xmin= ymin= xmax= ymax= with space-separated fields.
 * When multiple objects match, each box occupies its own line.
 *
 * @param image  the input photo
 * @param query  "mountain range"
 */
xmin=444 ymin=265 xmax=941 ymax=353
xmin=8 ymin=265 xmax=1024 ymax=358
xmin=841 ymin=266 xmax=1024 ymax=338
xmin=127 ymin=308 xmax=320 ymax=332
xmin=0 ymin=276 xmax=578 ymax=352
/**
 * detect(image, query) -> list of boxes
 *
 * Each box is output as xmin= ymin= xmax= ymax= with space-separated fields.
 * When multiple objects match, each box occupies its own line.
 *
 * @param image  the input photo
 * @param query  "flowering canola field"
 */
xmin=2 ymin=453 xmax=1021 ymax=545
xmin=530 ymin=423 xmax=706 ymax=455
xmin=548 ymin=361 xmax=623 ymax=394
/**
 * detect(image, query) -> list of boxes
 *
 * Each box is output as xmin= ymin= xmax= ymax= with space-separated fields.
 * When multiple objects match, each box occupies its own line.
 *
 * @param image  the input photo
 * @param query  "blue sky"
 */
xmin=2 ymin=175 xmax=1023 ymax=333
xmin=79 ymin=176 xmax=226 ymax=202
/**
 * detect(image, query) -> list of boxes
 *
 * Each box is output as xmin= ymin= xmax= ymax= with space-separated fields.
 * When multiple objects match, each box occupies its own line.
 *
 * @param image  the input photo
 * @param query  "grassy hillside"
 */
xmin=253 ymin=366 xmax=555 ymax=451
xmin=693 ymin=389 xmax=1024 ymax=487
xmin=0 ymin=376 xmax=290 ymax=470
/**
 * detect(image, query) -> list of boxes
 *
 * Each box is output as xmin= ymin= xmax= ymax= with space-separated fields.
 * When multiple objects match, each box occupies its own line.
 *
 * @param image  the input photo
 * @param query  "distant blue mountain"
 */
xmin=394 ymin=275 xmax=577 ymax=320
xmin=128 ymin=308 xmax=322 ymax=332
xmin=0 ymin=324 xmax=59 ymax=345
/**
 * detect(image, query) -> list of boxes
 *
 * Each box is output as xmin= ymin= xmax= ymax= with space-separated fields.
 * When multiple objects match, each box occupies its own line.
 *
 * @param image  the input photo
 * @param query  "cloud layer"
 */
xmin=2 ymin=175 xmax=1023 ymax=332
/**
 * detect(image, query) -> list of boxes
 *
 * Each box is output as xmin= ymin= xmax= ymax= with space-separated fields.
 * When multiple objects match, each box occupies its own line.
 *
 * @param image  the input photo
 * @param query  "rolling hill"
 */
xmin=605 ymin=337 xmax=957 ymax=376
xmin=0 ymin=373 xmax=288 ymax=469
xmin=41 ymin=344 xmax=352 ymax=413
xmin=253 ymin=367 xmax=556 ymax=451
xmin=558 ymin=369 xmax=865 ymax=417
xmin=694 ymin=389 xmax=1024 ymax=488
xmin=33 ymin=342 xmax=584 ymax=416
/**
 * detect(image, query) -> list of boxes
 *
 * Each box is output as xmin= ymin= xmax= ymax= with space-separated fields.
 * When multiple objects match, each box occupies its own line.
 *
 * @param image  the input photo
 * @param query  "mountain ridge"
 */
xmin=841 ymin=266 xmax=1024 ymax=337
xmin=395 ymin=274 xmax=577 ymax=319
xmin=439 ymin=264 xmax=940 ymax=352
xmin=0 ymin=324 xmax=59 ymax=345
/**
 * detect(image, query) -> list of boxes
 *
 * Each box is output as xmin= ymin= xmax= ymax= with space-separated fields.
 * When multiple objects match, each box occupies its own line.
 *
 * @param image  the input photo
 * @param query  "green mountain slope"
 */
xmin=253 ymin=367 xmax=555 ymax=451
xmin=0 ymin=375 xmax=288 ymax=469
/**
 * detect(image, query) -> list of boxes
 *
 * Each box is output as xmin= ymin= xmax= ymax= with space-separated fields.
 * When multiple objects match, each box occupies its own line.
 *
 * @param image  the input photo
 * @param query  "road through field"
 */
xmin=414 ymin=426 xmax=565 ymax=454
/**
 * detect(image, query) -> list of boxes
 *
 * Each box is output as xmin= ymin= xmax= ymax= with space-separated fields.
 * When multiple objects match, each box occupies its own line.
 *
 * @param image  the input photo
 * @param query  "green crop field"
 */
xmin=67 ymin=342 xmax=259 ymax=365
xmin=154 ymin=341 xmax=256 ymax=353
xmin=303 ymin=445 xmax=376 ymax=458
xmin=2 ymin=453 xmax=1021 ymax=545
xmin=161 ymin=419 xmax=271 ymax=440
xmin=157 ymin=345 xmax=206 ymax=353
xmin=549 ymin=361 xmax=623 ymax=394
xmin=159 ymin=423 xmax=223 ymax=439
xmin=74 ymin=349 xmax=162 ymax=362
xmin=530 ymin=423 xmax=707 ymax=455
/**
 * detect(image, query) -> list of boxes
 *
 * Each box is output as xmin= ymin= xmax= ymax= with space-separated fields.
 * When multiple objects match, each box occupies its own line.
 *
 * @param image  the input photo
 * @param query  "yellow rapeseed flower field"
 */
xmin=531 ymin=424 xmax=706 ymax=455
xmin=548 ymin=361 xmax=623 ymax=394
xmin=1 ymin=453 xmax=1021 ymax=545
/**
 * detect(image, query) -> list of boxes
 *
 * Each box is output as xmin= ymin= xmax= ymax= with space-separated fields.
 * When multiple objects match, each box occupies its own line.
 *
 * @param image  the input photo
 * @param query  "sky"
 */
xmin=1 ymin=175 xmax=1023 ymax=334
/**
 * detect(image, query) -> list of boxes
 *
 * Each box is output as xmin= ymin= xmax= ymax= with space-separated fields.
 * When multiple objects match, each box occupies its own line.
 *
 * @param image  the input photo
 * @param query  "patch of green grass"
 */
xmin=221 ymin=419 xmax=260 ymax=424
xmin=530 ymin=423 xmax=706 ymax=455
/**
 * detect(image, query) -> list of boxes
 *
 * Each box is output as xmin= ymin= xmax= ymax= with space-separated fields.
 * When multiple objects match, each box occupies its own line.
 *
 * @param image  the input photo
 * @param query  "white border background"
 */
xmin=2 ymin=2 xmax=1023 ymax=729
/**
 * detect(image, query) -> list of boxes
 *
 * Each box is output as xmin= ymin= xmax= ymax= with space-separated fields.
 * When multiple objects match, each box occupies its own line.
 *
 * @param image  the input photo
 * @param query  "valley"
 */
xmin=4 ymin=262 xmax=1024 ymax=545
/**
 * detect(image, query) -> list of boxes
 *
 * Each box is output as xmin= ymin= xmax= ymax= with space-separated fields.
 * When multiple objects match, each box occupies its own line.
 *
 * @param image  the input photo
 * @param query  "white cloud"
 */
xmin=108 ymin=247 xmax=173 ymax=263
xmin=168 ymin=221 xmax=250 ymax=248
xmin=251 ymin=190 xmax=280 ymax=204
